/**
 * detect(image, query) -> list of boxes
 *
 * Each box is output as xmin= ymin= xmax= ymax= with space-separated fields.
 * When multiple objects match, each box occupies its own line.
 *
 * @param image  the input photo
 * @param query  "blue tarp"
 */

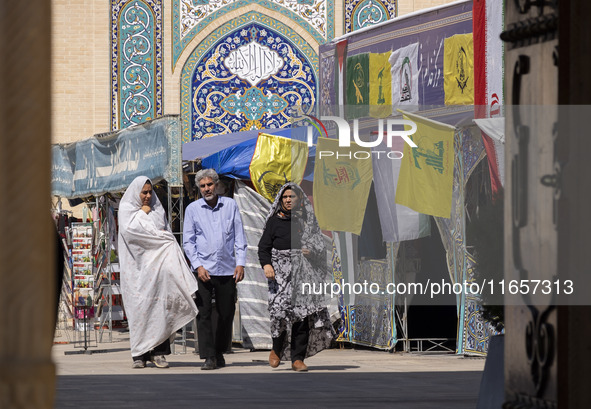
xmin=182 ymin=129 xmax=267 ymax=162
xmin=183 ymin=127 xmax=317 ymax=180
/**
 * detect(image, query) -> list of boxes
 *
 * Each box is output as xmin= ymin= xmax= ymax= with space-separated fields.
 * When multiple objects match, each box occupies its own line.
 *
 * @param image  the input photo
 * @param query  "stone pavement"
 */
xmin=52 ymin=330 xmax=485 ymax=408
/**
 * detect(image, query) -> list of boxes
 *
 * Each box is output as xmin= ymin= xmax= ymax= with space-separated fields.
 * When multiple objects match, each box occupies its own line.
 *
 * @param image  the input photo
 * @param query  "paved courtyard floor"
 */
xmin=52 ymin=329 xmax=485 ymax=408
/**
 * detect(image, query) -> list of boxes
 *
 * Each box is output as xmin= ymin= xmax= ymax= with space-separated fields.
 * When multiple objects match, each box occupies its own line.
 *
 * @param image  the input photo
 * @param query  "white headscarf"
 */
xmin=118 ymin=176 xmax=167 ymax=233
xmin=118 ymin=176 xmax=198 ymax=357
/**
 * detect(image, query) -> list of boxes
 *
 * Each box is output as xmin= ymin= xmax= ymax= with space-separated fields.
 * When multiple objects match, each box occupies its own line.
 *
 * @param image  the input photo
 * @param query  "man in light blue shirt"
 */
xmin=183 ymin=169 xmax=246 ymax=370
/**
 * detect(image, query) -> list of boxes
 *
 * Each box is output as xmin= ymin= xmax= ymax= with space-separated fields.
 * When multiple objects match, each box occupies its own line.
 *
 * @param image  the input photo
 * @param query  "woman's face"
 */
xmin=139 ymin=182 xmax=153 ymax=207
xmin=281 ymin=188 xmax=299 ymax=211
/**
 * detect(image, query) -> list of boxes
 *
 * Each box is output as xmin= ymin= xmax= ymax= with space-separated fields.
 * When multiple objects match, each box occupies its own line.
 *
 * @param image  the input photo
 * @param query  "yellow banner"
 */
xmin=395 ymin=111 xmax=455 ymax=218
xmin=249 ymin=133 xmax=308 ymax=202
xmin=369 ymin=52 xmax=392 ymax=118
xmin=313 ymin=138 xmax=373 ymax=234
xmin=444 ymin=33 xmax=474 ymax=105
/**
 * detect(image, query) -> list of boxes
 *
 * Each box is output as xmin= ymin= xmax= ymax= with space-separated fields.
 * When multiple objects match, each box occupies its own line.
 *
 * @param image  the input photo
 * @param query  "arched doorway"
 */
xmin=180 ymin=12 xmax=319 ymax=141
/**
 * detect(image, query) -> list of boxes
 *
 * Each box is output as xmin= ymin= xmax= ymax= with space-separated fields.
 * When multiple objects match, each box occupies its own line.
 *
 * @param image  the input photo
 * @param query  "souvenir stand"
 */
xmin=51 ymin=115 xmax=184 ymax=350
xmin=70 ymin=221 xmax=96 ymax=349
xmin=53 ymin=199 xmax=116 ymax=351
xmin=316 ymin=0 xmax=501 ymax=355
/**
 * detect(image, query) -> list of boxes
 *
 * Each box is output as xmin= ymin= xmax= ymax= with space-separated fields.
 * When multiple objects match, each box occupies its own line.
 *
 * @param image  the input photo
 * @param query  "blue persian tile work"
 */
xmin=172 ymin=0 xmax=334 ymax=69
xmin=112 ymin=0 xmax=162 ymax=130
xmin=345 ymin=0 xmax=396 ymax=33
xmin=181 ymin=15 xmax=318 ymax=141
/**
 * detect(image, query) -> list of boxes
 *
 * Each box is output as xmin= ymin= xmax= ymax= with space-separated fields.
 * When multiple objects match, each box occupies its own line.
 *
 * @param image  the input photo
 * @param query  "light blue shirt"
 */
xmin=183 ymin=195 xmax=247 ymax=276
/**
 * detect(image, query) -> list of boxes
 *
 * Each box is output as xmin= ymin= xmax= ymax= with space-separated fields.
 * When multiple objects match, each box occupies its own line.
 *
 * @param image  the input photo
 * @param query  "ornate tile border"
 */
xmin=111 ymin=0 xmax=163 ymax=130
xmin=344 ymin=0 xmax=396 ymax=34
xmin=172 ymin=0 xmax=333 ymax=69
xmin=180 ymin=11 xmax=319 ymax=142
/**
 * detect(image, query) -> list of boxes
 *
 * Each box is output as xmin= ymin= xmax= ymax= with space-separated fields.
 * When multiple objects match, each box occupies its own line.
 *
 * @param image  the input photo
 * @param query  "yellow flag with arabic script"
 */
xmin=249 ymin=133 xmax=308 ymax=202
xmin=369 ymin=52 xmax=392 ymax=118
xmin=395 ymin=111 xmax=455 ymax=218
xmin=313 ymin=137 xmax=373 ymax=235
xmin=444 ymin=33 xmax=474 ymax=105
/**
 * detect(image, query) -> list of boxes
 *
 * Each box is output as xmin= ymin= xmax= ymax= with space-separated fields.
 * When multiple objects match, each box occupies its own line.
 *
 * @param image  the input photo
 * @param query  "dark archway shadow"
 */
xmin=55 ymin=370 xmax=483 ymax=408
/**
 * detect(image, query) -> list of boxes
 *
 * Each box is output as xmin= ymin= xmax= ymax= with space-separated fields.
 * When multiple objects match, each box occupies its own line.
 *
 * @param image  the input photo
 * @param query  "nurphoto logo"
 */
xmin=301 ymin=114 xmax=419 ymax=160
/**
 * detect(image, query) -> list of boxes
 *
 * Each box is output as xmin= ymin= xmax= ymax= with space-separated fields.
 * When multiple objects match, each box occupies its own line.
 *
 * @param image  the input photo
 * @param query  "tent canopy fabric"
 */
xmin=182 ymin=129 xmax=270 ymax=162
xmin=51 ymin=116 xmax=181 ymax=199
xmin=233 ymin=181 xmax=273 ymax=349
xmin=183 ymin=127 xmax=316 ymax=180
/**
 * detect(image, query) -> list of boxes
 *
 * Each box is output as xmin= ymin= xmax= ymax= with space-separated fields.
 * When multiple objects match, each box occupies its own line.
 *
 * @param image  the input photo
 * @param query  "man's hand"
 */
xmin=197 ymin=266 xmax=211 ymax=282
xmin=263 ymin=264 xmax=275 ymax=280
xmin=141 ymin=205 xmax=151 ymax=214
xmin=302 ymin=247 xmax=311 ymax=257
xmin=233 ymin=266 xmax=245 ymax=283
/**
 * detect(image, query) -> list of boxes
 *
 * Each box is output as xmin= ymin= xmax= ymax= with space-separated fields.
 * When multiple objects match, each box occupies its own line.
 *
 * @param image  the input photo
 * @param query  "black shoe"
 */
xmin=201 ymin=357 xmax=217 ymax=370
xmin=216 ymin=355 xmax=226 ymax=368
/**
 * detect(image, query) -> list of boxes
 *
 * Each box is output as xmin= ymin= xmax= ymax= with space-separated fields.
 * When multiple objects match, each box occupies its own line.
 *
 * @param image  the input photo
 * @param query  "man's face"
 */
xmin=198 ymin=177 xmax=217 ymax=202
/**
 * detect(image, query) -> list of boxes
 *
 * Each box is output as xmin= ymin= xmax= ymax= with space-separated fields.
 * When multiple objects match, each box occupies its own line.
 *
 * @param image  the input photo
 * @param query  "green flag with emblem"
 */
xmin=346 ymin=53 xmax=370 ymax=119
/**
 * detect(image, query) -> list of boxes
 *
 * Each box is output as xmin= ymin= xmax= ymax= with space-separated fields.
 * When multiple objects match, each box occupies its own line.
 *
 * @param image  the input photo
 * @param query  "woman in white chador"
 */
xmin=118 ymin=176 xmax=198 ymax=369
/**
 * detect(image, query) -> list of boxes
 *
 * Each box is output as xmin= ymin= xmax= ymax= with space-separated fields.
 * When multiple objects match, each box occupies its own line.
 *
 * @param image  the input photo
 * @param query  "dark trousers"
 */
xmin=272 ymin=316 xmax=309 ymax=362
xmin=132 ymin=338 xmax=171 ymax=362
xmin=195 ymin=275 xmax=236 ymax=359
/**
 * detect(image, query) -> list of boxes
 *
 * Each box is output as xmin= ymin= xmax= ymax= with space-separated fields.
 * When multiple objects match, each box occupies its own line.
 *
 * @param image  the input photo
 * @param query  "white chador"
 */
xmin=118 ymin=176 xmax=198 ymax=357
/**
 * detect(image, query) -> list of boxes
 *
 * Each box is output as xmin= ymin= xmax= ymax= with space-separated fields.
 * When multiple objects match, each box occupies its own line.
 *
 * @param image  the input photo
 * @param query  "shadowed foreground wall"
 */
xmin=0 ymin=1 xmax=56 ymax=407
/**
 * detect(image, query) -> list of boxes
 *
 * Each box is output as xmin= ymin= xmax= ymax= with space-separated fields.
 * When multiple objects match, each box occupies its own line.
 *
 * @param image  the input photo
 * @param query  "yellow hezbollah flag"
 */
xmin=395 ymin=110 xmax=455 ymax=218
xmin=369 ymin=52 xmax=392 ymax=118
xmin=444 ymin=33 xmax=474 ymax=105
xmin=249 ymin=133 xmax=308 ymax=202
xmin=313 ymin=137 xmax=373 ymax=234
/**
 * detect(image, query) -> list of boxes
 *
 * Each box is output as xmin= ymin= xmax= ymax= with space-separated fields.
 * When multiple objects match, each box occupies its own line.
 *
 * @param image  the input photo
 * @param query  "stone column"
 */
xmin=0 ymin=1 xmax=56 ymax=408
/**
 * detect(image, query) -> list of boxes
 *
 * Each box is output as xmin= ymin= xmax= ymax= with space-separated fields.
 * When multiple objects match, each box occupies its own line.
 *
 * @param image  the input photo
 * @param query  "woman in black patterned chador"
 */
xmin=258 ymin=183 xmax=335 ymax=372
